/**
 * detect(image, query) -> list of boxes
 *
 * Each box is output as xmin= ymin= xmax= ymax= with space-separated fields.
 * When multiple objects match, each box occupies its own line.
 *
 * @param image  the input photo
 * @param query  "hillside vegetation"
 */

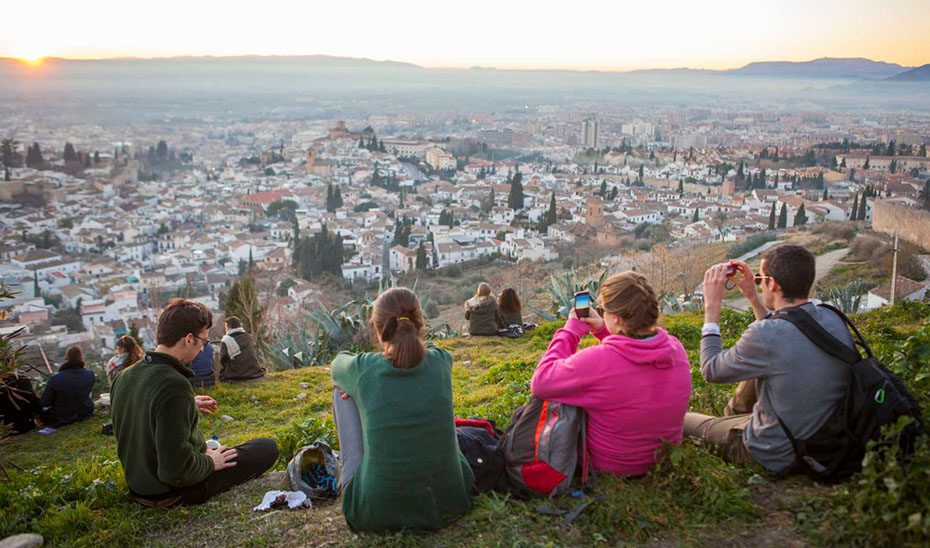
xmin=1 ymin=302 xmax=929 ymax=546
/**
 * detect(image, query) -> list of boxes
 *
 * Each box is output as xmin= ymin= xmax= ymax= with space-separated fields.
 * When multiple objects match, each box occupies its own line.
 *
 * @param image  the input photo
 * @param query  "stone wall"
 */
xmin=872 ymin=200 xmax=930 ymax=248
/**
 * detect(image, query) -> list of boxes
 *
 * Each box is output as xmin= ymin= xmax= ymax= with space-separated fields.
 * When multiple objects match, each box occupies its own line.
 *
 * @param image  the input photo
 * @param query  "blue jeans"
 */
xmin=332 ymin=388 xmax=363 ymax=489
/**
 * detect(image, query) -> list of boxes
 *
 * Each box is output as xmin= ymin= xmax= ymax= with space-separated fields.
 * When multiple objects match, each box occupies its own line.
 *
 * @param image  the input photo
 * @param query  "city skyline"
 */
xmin=2 ymin=0 xmax=929 ymax=70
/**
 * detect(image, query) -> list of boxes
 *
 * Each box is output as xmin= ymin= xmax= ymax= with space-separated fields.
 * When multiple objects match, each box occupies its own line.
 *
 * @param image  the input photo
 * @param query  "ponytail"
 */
xmin=370 ymin=288 xmax=427 ymax=369
xmin=384 ymin=318 xmax=426 ymax=370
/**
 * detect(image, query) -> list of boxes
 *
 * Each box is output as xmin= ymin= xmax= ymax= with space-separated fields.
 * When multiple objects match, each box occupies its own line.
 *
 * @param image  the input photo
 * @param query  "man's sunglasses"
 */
xmin=754 ymin=274 xmax=774 ymax=286
xmin=191 ymin=334 xmax=210 ymax=349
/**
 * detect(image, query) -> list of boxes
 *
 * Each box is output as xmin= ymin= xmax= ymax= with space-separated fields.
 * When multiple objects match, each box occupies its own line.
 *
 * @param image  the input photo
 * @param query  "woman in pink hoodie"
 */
xmin=531 ymin=271 xmax=692 ymax=477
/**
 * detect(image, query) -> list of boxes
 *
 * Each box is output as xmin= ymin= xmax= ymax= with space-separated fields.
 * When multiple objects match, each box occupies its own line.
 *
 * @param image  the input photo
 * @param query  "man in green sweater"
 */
xmin=111 ymin=298 xmax=278 ymax=507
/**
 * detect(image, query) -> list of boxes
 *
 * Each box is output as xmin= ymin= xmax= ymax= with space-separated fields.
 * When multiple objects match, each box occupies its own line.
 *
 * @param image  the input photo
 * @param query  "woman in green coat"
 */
xmin=464 ymin=282 xmax=501 ymax=336
xmin=332 ymin=287 xmax=474 ymax=533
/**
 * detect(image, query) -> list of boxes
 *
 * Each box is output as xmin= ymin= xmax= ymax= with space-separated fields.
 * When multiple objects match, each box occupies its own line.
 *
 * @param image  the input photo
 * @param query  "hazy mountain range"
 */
xmin=0 ymin=56 xmax=926 ymax=123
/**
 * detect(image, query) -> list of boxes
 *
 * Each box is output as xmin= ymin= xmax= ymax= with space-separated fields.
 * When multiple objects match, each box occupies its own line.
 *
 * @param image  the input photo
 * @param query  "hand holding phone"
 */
xmin=573 ymin=291 xmax=591 ymax=318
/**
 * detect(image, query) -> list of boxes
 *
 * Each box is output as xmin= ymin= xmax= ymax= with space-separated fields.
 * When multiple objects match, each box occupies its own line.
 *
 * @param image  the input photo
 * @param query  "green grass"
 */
xmin=819 ymin=261 xmax=886 ymax=289
xmin=2 ymin=303 xmax=929 ymax=546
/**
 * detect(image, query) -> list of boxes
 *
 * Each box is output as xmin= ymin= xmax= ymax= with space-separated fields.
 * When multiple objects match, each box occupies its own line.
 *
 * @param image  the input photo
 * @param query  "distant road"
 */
xmin=733 ymin=239 xmax=781 ymax=263
xmin=400 ymin=162 xmax=425 ymax=182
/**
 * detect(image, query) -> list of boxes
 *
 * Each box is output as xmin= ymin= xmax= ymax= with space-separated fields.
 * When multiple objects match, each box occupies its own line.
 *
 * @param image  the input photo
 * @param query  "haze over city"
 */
xmin=3 ymin=0 xmax=930 ymax=70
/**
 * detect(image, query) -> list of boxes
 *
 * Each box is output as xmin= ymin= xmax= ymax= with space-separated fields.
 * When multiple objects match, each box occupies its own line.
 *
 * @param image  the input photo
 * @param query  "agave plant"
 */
xmin=1 ymin=283 xmax=28 ymax=455
xmin=530 ymin=269 xmax=609 ymax=321
xmin=818 ymin=279 xmax=867 ymax=314
xmin=427 ymin=323 xmax=459 ymax=340
xmin=269 ymin=325 xmax=325 ymax=370
xmin=659 ymin=292 xmax=702 ymax=314
xmin=271 ymin=276 xmax=441 ymax=369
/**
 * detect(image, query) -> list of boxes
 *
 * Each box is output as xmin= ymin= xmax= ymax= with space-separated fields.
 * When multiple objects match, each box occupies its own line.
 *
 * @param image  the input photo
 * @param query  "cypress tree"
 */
xmin=692 ymin=208 xmax=699 ymax=223
xmin=415 ymin=241 xmax=428 ymax=270
xmin=224 ymin=273 xmax=267 ymax=356
xmin=777 ymin=203 xmax=788 ymax=229
xmin=507 ymin=170 xmax=524 ymax=210
xmin=850 ymin=193 xmax=859 ymax=220
xmin=858 ymin=195 xmax=867 ymax=221
xmin=768 ymin=202 xmax=776 ymax=230
xmin=546 ymin=192 xmax=558 ymax=226
xmin=794 ymin=203 xmax=807 ymax=226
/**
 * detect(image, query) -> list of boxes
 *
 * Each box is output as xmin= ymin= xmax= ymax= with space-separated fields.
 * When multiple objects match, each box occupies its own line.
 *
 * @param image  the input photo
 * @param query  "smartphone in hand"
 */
xmin=573 ymin=291 xmax=592 ymax=318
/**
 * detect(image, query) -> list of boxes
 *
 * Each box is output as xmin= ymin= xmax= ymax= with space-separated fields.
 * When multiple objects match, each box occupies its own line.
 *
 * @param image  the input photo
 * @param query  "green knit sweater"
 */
xmin=332 ymin=343 xmax=474 ymax=533
xmin=111 ymin=352 xmax=213 ymax=497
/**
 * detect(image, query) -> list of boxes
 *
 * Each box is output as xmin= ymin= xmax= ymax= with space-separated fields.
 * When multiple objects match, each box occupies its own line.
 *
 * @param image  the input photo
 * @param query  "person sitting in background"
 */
xmin=464 ymin=282 xmax=501 ymax=336
xmin=496 ymin=287 xmax=523 ymax=329
xmin=684 ymin=245 xmax=851 ymax=473
xmin=530 ymin=271 xmax=692 ymax=476
xmin=332 ymin=287 xmax=474 ymax=533
xmin=219 ymin=316 xmax=265 ymax=381
xmin=105 ymin=335 xmax=144 ymax=387
xmin=40 ymin=346 xmax=95 ymax=427
xmin=189 ymin=341 xmax=215 ymax=388
xmin=0 ymin=373 xmax=41 ymax=435
xmin=111 ymin=298 xmax=277 ymax=507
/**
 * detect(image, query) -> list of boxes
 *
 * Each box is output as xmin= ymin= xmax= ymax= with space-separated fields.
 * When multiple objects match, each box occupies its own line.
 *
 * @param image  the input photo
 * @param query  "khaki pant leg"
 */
xmin=683 ymin=412 xmax=757 ymax=466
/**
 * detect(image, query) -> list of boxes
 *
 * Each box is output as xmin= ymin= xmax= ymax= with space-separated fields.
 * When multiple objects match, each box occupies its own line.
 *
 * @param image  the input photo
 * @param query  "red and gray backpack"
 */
xmin=501 ymin=396 xmax=588 ymax=498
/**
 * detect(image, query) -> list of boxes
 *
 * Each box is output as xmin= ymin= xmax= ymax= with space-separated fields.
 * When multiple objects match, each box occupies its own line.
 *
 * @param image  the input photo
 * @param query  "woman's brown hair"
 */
xmin=370 ymin=287 xmax=426 ymax=369
xmin=498 ymin=288 xmax=522 ymax=314
xmin=117 ymin=335 xmax=144 ymax=369
xmin=597 ymin=271 xmax=659 ymax=338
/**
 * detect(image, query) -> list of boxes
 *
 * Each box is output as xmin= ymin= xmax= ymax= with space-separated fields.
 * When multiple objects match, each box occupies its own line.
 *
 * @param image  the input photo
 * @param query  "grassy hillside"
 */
xmin=1 ymin=302 xmax=928 ymax=546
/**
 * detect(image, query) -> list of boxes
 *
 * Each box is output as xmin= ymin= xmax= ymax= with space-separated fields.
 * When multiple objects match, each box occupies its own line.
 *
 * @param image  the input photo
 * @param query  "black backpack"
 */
xmin=454 ymin=419 xmax=511 ymax=494
xmin=771 ymin=303 xmax=925 ymax=482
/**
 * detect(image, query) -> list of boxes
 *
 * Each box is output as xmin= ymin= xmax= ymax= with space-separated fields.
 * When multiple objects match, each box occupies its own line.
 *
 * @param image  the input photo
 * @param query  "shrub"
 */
xmin=275 ymin=415 xmax=339 ymax=467
xmin=812 ymin=221 xmax=857 ymax=242
xmin=725 ymin=232 xmax=776 ymax=259
xmin=846 ymin=235 xmax=886 ymax=262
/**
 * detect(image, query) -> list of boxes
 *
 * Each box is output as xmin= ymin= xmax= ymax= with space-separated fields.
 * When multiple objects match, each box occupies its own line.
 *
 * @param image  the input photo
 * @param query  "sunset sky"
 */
xmin=2 ymin=0 xmax=928 ymax=70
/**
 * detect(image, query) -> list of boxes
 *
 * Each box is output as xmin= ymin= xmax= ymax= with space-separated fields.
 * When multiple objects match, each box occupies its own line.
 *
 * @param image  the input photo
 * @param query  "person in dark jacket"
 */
xmin=219 ymin=317 xmax=265 ymax=381
xmin=189 ymin=342 xmax=215 ymax=388
xmin=40 ymin=346 xmax=95 ymax=427
xmin=464 ymin=283 xmax=501 ymax=336
xmin=111 ymin=298 xmax=277 ymax=507
xmin=496 ymin=287 xmax=523 ymax=329
xmin=0 ymin=373 xmax=41 ymax=434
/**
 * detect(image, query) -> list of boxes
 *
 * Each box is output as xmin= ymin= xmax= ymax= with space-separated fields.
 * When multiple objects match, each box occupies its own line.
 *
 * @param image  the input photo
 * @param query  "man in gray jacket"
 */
xmin=684 ymin=245 xmax=852 ymax=474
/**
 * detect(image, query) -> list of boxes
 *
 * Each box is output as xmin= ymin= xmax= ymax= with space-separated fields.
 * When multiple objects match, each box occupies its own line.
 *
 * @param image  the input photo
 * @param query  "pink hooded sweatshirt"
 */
xmin=530 ymin=318 xmax=692 ymax=477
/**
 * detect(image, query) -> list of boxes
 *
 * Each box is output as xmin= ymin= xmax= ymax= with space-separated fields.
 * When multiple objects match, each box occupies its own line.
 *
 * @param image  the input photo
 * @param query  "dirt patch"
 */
xmin=145 ymin=472 xmax=355 ymax=547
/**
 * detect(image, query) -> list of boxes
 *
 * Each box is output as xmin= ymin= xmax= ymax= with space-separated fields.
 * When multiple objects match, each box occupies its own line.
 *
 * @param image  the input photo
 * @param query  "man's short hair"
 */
xmin=156 ymin=298 xmax=213 ymax=347
xmin=65 ymin=345 xmax=83 ymax=364
xmin=762 ymin=244 xmax=816 ymax=300
xmin=225 ymin=316 xmax=242 ymax=329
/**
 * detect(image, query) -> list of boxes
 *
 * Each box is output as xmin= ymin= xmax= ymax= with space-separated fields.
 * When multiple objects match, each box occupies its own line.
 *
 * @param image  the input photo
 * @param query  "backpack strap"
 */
xmin=770 ymin=305 xmax=861 ymax=365
xmin=815 ymin=303 xmax=875 ymax=359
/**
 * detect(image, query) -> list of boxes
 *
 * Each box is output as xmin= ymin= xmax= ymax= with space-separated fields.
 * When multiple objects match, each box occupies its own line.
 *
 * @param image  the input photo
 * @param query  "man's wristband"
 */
xmin=701 ymin=322 xmax=721 ymax=337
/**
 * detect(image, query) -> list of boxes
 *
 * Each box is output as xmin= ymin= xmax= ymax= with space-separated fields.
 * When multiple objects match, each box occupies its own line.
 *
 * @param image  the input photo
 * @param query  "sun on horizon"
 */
xmin=9 ymin=52 xmax=46 ymax=66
